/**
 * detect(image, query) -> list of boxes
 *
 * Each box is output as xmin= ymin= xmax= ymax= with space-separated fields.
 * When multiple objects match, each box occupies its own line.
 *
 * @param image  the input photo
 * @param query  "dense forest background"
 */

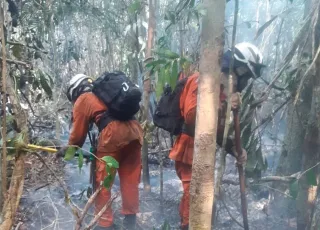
xmin=0 ymin=0 xmax=319 ymax=229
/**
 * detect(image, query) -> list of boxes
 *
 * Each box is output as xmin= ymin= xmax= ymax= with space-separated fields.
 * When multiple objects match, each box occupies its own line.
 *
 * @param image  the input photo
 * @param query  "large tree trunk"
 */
xmin=297 ymin=2 xmax=320 ymax=229
xmin=141 ymin=0 xmax=156 ymax=193
xmin=189 ymin=0 xmax=225 ymax=229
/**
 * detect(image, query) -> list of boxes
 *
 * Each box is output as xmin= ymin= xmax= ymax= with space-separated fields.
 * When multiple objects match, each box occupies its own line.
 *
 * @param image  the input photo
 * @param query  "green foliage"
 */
xmin=102 ymin=156 xmax=119 ymax=169
xmin=306 ymin=169 xmax=317 ymax=186
xmin=78 ymin=150 xmax=84 ymax=172
xmin=153 ymin=221 xmax=171 ymax=230
xmin=240 ymin=82 xmax=268 ymax=178
xmin=146 ymin=48 xmax=191 ymax=99
xmin=128 ymin=0 xmax=142 ymax=15
xmin=39 ymin=71 xmax=53 ymax=99
xmin=101 ymin=156 xmax=119 ymax=190
xmin=64 ymin=146 xmax=77 ymax=161
xmin=164 ymin=0 xmax=202 ymax=30
xmin=289 ymin=179 xmax=298 ymax=199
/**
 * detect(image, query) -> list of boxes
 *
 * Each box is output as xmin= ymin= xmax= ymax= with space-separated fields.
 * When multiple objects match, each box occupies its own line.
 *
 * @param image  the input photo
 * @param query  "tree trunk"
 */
xmin=297 ymin=2 xmax=320 ymax=229
xmin=189 ymin=0 xmax=225 ymax=229
xmin=0 ymin=66 xmax=28 ymax=230
xmin=0 ymin=5 xmax=28 ymax=229
xmin=142 ymin=0 xmax=156 ymax=193
xmin=0 ymin=4 xmax=7 ymax=210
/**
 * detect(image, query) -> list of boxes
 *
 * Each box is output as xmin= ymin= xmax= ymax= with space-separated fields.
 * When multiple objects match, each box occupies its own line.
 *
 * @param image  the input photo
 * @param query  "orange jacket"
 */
xmin=169 ymin=72 xmax=233 ymax=165
xmin=69 ymin=92 xmax=143 ymax=153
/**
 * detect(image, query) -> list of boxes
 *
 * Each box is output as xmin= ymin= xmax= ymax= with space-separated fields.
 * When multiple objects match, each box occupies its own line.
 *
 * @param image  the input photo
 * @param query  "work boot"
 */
xmin=94 ymin=225 xmax=114 ymax=230
xmin=123 ymin=214 xmax=136 ymax=229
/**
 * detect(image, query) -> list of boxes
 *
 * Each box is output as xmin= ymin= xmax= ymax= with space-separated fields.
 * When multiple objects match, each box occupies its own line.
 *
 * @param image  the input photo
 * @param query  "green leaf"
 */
xmin=171 ymin=60 xmax=178 ymax=87
xmin=103 ymin=175 xmax=113 ymax=189
xmin=64 ymin=147 xmax=77 ymax=161
xmin=254 ymin=15 xmax=278 ymax=41
xmin=155 ymin=49 xmax=180 ymax=59
xmin=289 ymin=180 xmax=298 ymax=199
xmin=78 ymin=150 xmax=84 ymax=171
xmin=145 ymin=59 xmax=167 ymax=69
xmin=39 ymin=71 xmax=53 ymax=98
xmin=128 ymin=0 xmax=141 ymax=14
xmin=306 ymin=169 xmax=317 ymax=186
xmin=106 ymin=165 xmax=111 ymax=175
xmin=101 ymin=156 xmax=119 ymax=168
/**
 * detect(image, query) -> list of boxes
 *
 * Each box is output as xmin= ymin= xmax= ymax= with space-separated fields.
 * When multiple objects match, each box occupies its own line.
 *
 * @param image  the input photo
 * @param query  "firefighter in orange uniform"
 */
xmin=170 ymin=43 xmax=265 ymax=229
xmin=59 ymin=73 xmax=143 ymax=230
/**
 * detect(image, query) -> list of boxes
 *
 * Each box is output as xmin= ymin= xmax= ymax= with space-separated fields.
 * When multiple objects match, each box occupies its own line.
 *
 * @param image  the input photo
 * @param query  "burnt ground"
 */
xmin=13 ymin=150 xmax=303 ymax=230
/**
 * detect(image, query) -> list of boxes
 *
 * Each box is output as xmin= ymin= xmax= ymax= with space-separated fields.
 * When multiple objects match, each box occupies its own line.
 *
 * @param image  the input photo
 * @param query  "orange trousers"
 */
xmin=175 ymin=161 xmax=192 ymax=228
xmin=95 ymin=140 xmax=142 ymax=227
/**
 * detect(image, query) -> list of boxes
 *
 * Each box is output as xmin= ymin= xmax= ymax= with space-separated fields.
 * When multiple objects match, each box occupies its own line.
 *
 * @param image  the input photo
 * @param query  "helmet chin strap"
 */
xmin=71 ymin=82 xmax=93 ymax=103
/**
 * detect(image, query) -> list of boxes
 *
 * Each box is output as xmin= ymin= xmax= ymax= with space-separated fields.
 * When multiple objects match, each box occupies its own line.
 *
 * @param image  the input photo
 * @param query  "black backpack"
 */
xmin=92 ymin=71 xmax=142 ymax=131
xmin=153 ymin=77 xmax=188 ymax=136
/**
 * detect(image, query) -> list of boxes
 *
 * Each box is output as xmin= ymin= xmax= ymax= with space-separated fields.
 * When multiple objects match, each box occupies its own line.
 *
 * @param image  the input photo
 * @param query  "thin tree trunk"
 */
xmin=0 ymin=4 xmax=7 ymax=209
xmin=189 ymin=0 xmax=225 ymax=229
xmin=179 ymin=21 xmax=184 ymax=57
xmin=0 ymin=61 xmax=28 ymax=230
xmin=142 ymin=0 xmax=156 ymax=193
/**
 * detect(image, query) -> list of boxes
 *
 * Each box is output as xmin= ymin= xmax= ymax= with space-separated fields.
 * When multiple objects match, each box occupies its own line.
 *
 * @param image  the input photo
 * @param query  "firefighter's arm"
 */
xmin=68 ymin=106 xmax=90 ymax=148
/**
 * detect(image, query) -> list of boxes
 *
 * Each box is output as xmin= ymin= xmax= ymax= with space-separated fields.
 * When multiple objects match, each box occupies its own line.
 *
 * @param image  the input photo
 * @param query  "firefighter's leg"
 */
xmin=175 ymin=161 xmax=192 ymax=228
xmin=118 ymin=140 xmax=141 ymax=227
xmin=95 ymin=151 xmax=119 ymax=228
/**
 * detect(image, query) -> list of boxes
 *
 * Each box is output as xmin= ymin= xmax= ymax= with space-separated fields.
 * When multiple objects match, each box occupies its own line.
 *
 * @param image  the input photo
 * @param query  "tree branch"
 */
xmin=0 ymin=57 xmax=31 ymax=67
xmin=19 ymin=90 xmax=38 ymax=117
xmin=222 ymin=173 xmax=300 ymax=186
xmin=84 ymin=192 xmax=119 ymax=230
xmin=5 ymin=40 xmax=48 ymax=54
xmin=75 ymin=185 xmax=103 ymax=230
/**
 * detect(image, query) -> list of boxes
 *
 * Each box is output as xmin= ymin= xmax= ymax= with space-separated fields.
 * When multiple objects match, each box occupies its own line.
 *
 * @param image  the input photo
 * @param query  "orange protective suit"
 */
xmin=68 ymin=92 xmax=143 ymax=228
xmin=169 ymin=72 xmax=233 ymax=228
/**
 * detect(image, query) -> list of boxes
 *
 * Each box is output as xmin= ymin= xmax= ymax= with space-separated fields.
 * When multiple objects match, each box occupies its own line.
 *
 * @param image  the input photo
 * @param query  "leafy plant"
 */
xmin=289 ymin=179 xmax=298 ymax=199
xmin=146 ymin=48 xmax=191 ymax=99
xmin=153 ymin=220 xmax=171 ymax=230
xmin=101 ymin=156 xmax=119 ymax=190
xmin=239 ymin=82 xmax=268 ymax=178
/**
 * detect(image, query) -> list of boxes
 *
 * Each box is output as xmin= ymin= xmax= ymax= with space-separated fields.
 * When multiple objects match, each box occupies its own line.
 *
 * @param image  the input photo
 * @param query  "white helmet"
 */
xmin=67 ymin=74 xmax=92 ymax=101
xmin=234 ymin=42 xmax=265 ymax=78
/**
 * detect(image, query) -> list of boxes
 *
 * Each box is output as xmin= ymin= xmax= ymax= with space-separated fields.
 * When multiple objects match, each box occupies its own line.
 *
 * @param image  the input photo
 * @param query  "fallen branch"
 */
xmin=0 ymin=57 xmax=30 ymax=67
xmin=222 ymin=174 xmax=299 ymax=185
xmin=34 ymin=183 xmax=50 ymax=191
xmin=75 ymin=185 xmax=103 ymax=230
xmin=85 ymin=192 xmax=119 ymax=230
xmin=5 ymin=40 xmax=48 ymax=54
